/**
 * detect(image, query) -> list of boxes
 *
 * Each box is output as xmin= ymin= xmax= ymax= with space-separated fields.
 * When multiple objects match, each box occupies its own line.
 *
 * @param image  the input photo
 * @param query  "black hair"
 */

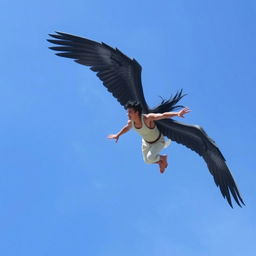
xmin=125 ymin=101 xmax=142 ymax=116
xmin=149 ymin=89 xmax=186 ymax=113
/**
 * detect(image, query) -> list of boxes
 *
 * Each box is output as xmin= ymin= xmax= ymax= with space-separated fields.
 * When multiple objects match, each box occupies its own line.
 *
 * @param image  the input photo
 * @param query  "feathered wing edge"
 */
xmin=156 ymin=119 xmax=245 ymax=208
xmin=148 ymin=89 xmax=186 ymax=114
xmin=202 ymin=146 xmax=245 ymax=208
xmin=47 ymin=32 xmax=149 ymax=113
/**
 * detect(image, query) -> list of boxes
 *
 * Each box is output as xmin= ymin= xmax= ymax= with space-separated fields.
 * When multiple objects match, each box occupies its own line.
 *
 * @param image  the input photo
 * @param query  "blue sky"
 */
xmin=1 ymin=0 xmax=256 ymax=255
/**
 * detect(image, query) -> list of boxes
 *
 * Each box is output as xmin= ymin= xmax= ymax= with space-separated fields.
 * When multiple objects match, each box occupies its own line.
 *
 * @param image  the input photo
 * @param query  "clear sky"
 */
xmin=1 ymin=0 xmax=256 ymax=255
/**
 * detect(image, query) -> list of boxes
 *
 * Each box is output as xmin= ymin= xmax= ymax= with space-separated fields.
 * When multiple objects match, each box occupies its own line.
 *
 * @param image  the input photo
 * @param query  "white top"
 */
xmin=132 ymin=114 xmax=161 ymax=142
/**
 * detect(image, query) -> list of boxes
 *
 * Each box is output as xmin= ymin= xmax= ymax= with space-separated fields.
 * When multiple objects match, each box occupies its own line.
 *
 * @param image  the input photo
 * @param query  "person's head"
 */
xmin=125 ymin=101 xmax=142 ymax=120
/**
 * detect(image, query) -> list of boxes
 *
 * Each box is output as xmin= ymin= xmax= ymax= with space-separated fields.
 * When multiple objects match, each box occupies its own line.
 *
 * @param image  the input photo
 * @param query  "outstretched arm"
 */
xmin=107 ymin=120 xmax=132 ymax=143
xmin=146 ymin=107 xmax=191 ymax=121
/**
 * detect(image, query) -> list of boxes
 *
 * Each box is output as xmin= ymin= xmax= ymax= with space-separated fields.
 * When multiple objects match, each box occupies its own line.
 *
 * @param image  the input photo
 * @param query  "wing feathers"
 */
xmin=51 ymin=32 xmax=99 ymax=45
xmin=157 ymin=119 xmax=244 ymax=207
xmin=48 ymin=32 xmax=244 ymax=207
xmin=48 ymin=32 xmax=149 ymax=112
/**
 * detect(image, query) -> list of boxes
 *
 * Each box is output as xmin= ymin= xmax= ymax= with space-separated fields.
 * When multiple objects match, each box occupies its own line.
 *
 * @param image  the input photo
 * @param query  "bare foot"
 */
xmin=159 ymin=162 xmax=165 ymax=173
xmin=159 ymin=155 xmax=167 ymax=173
xmin=155 ymin=155 xmax=168 ymax=173
xmin=161 ymin=155 xmax=168 ymax=168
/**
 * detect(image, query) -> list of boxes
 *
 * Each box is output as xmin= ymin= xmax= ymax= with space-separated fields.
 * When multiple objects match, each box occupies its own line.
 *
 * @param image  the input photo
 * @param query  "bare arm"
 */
xmin=146 ymin=107 xmax=191 ymax=121
xmin=107 ymin=120 xmax=132 ymax=143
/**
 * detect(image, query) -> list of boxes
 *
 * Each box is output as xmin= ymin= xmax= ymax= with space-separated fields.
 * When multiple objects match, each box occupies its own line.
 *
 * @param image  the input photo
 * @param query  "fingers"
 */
xmin=107 ymin=134 xmax=119 ymax=143
xmin=182 ymin=107 xmax=191 ymax=115
xmin=184 ymin=107 xmax=191 ymax=112
xmin=178 ymin=107 xmax=191 ymax=118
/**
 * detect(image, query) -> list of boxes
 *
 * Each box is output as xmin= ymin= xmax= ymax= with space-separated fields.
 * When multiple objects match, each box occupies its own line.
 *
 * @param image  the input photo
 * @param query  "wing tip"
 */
xmin=226 ymin=190 xmax=245 ymax=208
xmin=48 ymin=31 xmax=62 ymax=38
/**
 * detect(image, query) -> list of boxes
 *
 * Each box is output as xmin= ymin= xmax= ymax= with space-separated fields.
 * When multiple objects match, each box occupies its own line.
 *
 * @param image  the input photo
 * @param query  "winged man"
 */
xmin=108 ymin=101 xmax=190 ymax=173
xmin=48 ymin=32 xmax=244 ymax=208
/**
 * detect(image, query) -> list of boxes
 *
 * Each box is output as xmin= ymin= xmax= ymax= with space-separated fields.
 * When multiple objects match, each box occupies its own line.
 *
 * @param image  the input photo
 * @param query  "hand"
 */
xmin=107 ymin=134 xmax=119 ymax=143
xmin=178 ymin=107 xmax=191 ymax=118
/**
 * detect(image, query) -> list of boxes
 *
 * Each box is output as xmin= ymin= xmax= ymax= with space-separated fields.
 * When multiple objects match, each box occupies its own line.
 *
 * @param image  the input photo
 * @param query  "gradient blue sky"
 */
xmin=1 ymin=0 xmax=256 ymax=255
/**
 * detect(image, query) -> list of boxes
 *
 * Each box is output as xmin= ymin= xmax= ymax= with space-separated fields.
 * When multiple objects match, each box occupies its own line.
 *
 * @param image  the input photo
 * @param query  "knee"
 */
xmin=146 ymin=152 xmax=158 ymax=164
xmin=143 ymin=155 xmax=152 ymax=164
xmin=143 ymin=152 xmax=154 ymax=164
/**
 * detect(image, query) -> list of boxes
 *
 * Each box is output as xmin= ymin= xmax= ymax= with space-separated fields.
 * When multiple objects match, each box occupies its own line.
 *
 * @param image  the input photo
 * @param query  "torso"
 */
xmin=133 ymin=115 xmax=155 ymax=129
xmin=132 ymin=114 xmax=160 ymax=142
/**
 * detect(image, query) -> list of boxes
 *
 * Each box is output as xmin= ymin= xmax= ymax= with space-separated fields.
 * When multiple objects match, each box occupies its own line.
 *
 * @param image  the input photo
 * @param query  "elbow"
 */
xmin=161 ymin=113 xmax=168 ymax=119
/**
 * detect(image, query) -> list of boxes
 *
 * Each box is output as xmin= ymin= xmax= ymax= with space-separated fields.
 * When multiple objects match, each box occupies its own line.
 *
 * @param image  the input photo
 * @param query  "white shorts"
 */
xmin=141 ymin=135 xmax=171 ymax=164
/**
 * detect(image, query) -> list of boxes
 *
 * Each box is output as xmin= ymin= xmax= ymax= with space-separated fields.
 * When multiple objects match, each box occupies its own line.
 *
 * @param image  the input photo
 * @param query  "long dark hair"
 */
xmin=125 ymin=89 xmax=186 ymax=115
xmin=149 ymin=89 xmax=186 ymax=113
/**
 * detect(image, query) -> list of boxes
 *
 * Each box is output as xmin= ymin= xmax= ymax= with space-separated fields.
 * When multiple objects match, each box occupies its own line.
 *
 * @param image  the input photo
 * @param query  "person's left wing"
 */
xmin=47 ymin=32 xmax=149 ymax=113
xmin=156 ymin=118 xmax=245 ymax=208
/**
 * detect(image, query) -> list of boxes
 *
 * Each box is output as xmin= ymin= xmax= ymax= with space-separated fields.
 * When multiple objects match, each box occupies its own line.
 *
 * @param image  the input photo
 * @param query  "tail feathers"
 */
xmin=149 ymin=89 xmax=186 ymax=114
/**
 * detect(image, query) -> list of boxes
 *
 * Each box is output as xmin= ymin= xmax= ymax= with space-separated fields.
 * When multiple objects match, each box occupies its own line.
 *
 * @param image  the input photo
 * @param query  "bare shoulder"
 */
xmin=127 ymin=119 xmax=132 ymax=127
xmin=144 ymin=113 xmax=153 ymax=119
xmin=144 ymin=113 xmax=162 ymax=121
xmin=143 ymin=114 xmax=157 ymax=128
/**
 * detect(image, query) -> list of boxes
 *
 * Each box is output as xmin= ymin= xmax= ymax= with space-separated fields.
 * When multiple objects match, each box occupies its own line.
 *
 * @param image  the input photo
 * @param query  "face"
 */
xmin=127 ymin=108 xmax=139 ymax=120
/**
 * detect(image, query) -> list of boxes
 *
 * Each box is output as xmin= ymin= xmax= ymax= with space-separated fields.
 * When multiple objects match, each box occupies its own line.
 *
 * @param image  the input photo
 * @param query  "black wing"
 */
xmin=156 ymin=119 xmax=245 ymax=208
xmin=47 ymin=32 xmax=149 ymax=113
